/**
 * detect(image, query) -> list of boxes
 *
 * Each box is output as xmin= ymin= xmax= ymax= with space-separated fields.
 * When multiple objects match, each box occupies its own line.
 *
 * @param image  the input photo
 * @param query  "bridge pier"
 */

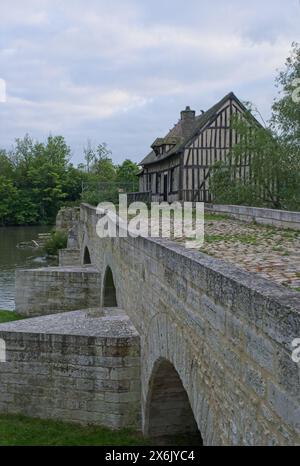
xmin=15 ymin=266 xmax=101 ymax=317
xmin=0 ymin=307 xmax=141 ymax=429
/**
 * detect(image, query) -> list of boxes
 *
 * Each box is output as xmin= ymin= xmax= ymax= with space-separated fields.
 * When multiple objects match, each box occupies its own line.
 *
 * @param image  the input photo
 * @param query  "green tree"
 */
xmin=0 ymin=134 xmax=84 ymax=224
xmin=22 ymin=135 xmax=72 ymax=222
xmin=83 ymin=140 xmax=96 ymax=173
xmin=211 ymin=43 xmax=300 ymax=211
xmin=0 ymin=177 xmax=18 ymax=224
xmin=91 ymin=143 xmax=116 ymax=182
xmin=116 ymin=159 xmax=139 ymax=191
xmin=271 ymin=42 xmax=300 ymax=145
xmin=81 ymin=143 xmax=118 ymax=205
xmin=0 ymin=134 xmax=141 ymax=222
xmin=0 ymin=150 xmax=14 ymax=178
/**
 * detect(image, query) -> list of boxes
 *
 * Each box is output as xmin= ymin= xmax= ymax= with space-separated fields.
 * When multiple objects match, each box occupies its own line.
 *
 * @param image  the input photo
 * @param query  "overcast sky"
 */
xmin=0 ymin=0 xmax=299 ymax=165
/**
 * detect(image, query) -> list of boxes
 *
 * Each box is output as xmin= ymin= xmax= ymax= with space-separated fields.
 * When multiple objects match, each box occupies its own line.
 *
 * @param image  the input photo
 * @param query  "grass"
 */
xmin=0 ymin=414 xmax=148 ymax=446
xmin=204 ymin=213 xmax=230 ymax=221
xmin=0 ymin=310 xmax=23 ymax=323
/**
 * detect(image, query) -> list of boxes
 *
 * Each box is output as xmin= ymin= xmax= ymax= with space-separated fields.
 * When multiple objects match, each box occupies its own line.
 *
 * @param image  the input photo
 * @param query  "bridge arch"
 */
xmin=142 ymin=312 xmax=221 ymax=445
xmin=102 ymin=266 xmax=118 ymax=307
xmin=144 ymin=357 xmax=203 ymax=445
xmin=83 ymin=246 xmax=92 ymax=265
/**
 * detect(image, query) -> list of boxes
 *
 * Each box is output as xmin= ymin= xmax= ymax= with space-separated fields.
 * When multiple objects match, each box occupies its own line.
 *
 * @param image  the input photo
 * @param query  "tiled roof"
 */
xmin=140 ymin=92 xmax=245 ymax=166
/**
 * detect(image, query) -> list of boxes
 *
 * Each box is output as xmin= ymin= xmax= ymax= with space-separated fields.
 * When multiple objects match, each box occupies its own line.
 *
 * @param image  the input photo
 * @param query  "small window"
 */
xmin=83 ymin=247 xmax=91 ymax=265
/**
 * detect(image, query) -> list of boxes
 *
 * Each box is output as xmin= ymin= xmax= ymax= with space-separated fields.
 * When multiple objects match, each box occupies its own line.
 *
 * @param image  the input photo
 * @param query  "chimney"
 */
xmin=180 ymin=106 xmax=196 ymax=138
xmin=180 ymin=106 xmax=196 ymax=121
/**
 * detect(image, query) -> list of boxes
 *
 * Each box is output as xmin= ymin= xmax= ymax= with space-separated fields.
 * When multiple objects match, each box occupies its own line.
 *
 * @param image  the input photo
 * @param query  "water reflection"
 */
xmin=0 ymin=226 xmax=53 ymax=310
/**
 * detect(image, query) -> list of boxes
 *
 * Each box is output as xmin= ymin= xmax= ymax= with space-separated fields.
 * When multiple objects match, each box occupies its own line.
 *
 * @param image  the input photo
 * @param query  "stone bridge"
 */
xmin=0 ymin=203 xmax=300 ymax=445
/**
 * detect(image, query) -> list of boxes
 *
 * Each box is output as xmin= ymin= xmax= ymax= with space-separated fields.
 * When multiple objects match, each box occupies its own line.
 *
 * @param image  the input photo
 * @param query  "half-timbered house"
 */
xmin=138 ymin=92 xmax=259 ymax=203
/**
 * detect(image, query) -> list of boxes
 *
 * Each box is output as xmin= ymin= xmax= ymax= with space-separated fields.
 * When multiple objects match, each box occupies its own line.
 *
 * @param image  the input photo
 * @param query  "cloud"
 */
xmin=0 ymin=0 xmax=48 ymax=25
xmin=0 ymin=0 xmax=299 ymax=163
xmin=4 ymin=85 xmax=149 ymax=131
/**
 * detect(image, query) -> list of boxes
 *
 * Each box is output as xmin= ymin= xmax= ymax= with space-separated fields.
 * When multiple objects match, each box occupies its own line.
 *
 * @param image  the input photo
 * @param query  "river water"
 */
xmin=0 ymin=226 xmax=52 ymax=311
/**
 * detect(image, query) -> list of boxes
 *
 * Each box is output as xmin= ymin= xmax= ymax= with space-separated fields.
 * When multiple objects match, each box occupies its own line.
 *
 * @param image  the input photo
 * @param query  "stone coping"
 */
xmin=205 ymin=203 xmax=300 ymax=226
xmin=145 ymin=236 xmax=300 ymax=311
xmin=205 ymin=203 xmax=300 ymax=219
xmin=0 ymin=308 xmax=139 ymax=340
xmin=16 ymin=266 xmax=98 ymax=274
xmin=81 ymin=203 xmax=300 ymax=313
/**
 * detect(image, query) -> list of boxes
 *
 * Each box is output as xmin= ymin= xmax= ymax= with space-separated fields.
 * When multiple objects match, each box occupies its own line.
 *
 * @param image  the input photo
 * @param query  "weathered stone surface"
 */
xmin=15 ymin=266 xmax=101 ymax=316
xmin=59 ymin=248 xmax=81 ymax=266
xmin=75 ymin=204 xmax=300 ymax=445
xmin=181 ymin=211 xmax=300 ymax=289
xmin=205 ymin=204 xmax=300 ymax=230
xmin=56 ymin=207 xmax=80 ymax=233
xmin=8 ymin=202 xmax=300 ymax=445
xmin=0 ymin=308 xmax=141 ymax=430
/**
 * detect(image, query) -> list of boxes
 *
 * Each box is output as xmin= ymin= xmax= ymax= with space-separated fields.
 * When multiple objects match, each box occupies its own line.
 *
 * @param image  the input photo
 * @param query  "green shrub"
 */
xmin=44 ymin=230 xmax=67 ymax=256
xmin=81 ymin=188 xmax=119 ymax=206
xmin=0 ymin=311 xmax=23 ymax=323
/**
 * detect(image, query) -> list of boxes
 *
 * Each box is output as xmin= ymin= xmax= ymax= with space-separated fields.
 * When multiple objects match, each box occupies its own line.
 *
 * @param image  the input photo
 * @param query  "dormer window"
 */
xmin=151 ymin=138 xmax=163 ymax=156
xmin=151 ymin=137 xmax=179 ymax=157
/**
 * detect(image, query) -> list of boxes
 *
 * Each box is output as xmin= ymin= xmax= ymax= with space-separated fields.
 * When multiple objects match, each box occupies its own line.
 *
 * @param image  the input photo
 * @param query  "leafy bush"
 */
xmin=0 ymin=311 xmax=23 ymax=323
xmin=210 ymin=43 xmax=300 ymax=211
xmin=44 ymin=230 xmax=67 ymax=256
xmin=81 ymin=187 xmax=120 ymax=206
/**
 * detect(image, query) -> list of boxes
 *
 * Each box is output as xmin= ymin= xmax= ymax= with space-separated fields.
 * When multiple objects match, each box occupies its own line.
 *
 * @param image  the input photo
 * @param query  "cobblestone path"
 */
xmin=197 ymin=217 xmax=300 ymax=290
